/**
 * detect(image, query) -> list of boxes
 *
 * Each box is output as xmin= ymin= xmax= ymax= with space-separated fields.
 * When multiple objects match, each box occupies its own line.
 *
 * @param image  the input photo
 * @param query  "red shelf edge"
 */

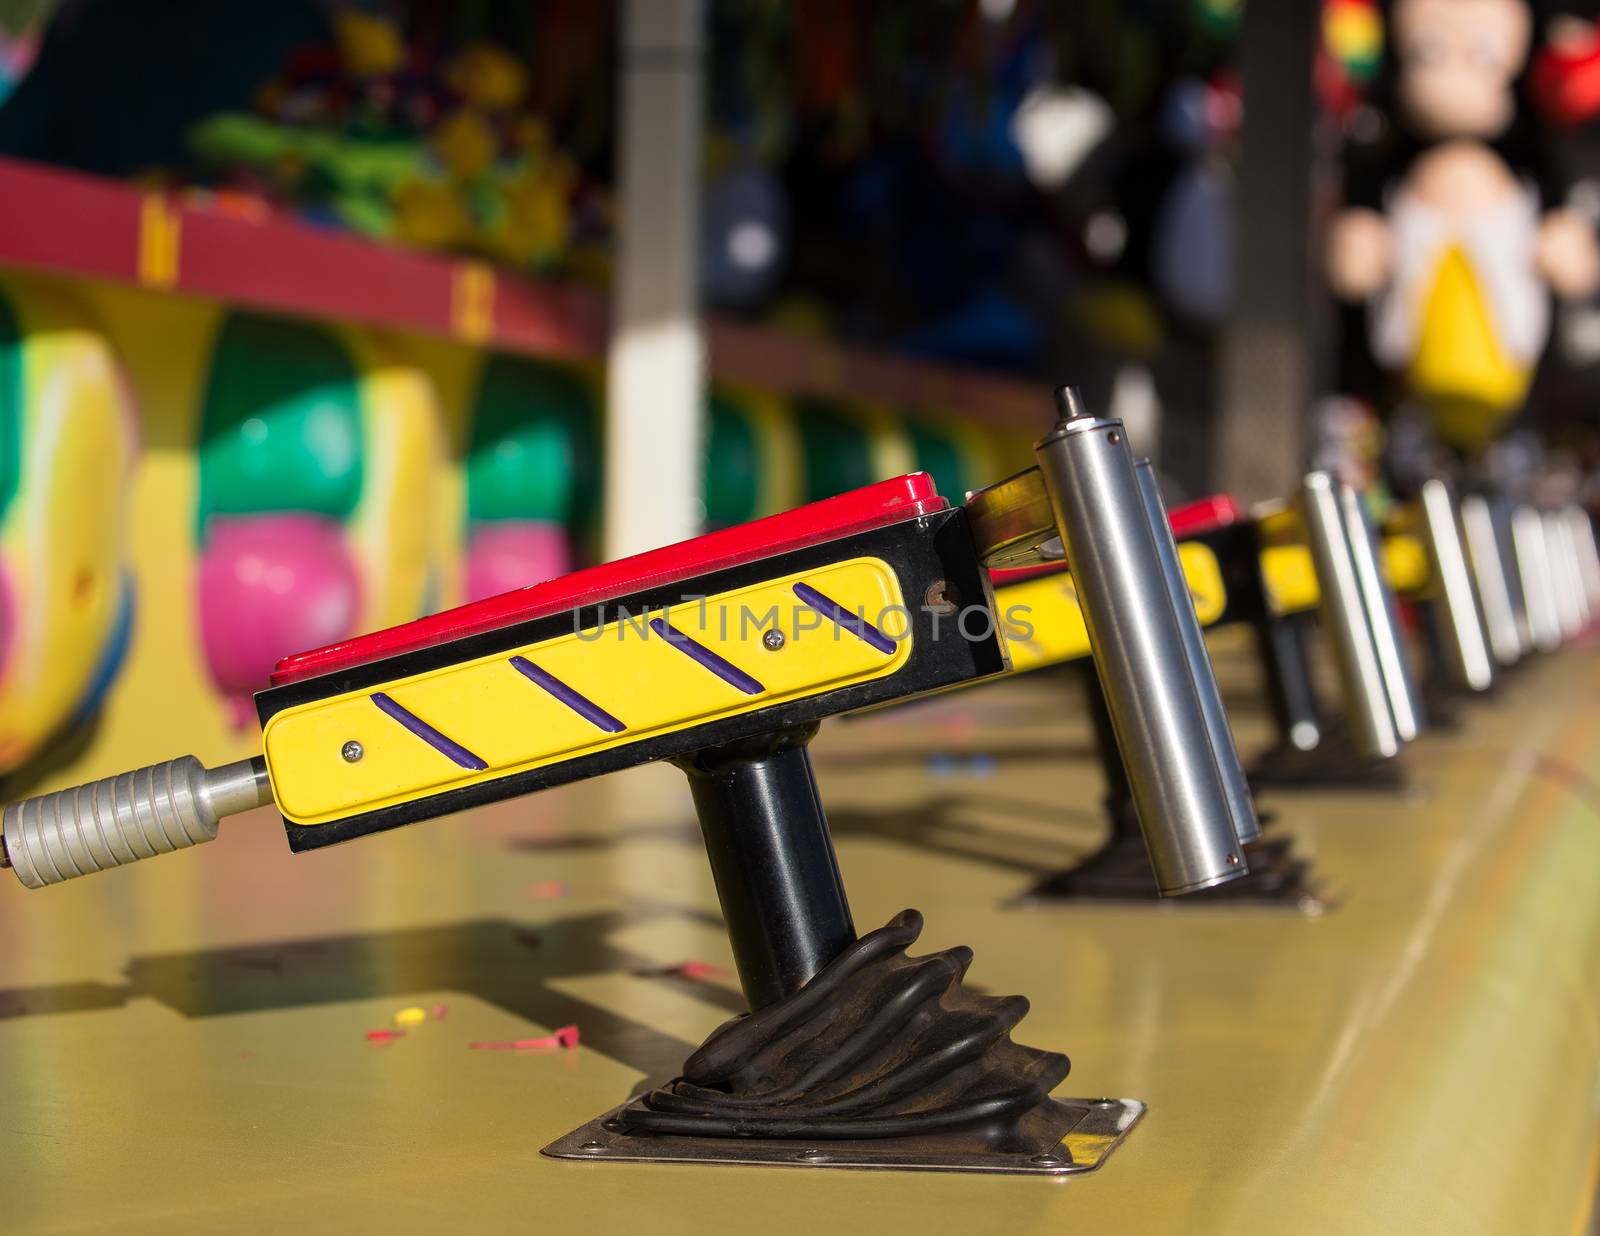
xmin=0 ymin=155 xmax=1046 ymax=428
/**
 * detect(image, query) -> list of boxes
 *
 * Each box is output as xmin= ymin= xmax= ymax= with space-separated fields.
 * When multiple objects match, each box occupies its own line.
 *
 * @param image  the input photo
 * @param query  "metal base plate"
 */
xmin=1015 ymin=881 xmax=1334 ymax=917
xmin=1248 ymin=729 xmax=1408 ymax=793
xmin=1014 ymin=826 xmax=1334 ymax=915
xmin=542 ymin=1095 xmax=1146 ymax=1175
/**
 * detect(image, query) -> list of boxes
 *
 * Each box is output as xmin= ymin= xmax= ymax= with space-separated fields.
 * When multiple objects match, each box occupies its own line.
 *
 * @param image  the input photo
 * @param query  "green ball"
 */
xmin=703 ymin=394 xmax=762 ymax=529
xmin=794 ymin=397 xmax=875 ymax=502
xmin=906 ymin=419 xmax=970 ymax=502
xmin=467 ymin=358 xmax=599 ymax=529
xmin=196 ymin=314 xmax=363 ymax=534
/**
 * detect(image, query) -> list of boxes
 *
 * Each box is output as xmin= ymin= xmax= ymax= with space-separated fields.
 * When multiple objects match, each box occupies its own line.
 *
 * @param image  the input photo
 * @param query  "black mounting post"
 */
xmin=1023 ymin=644 xmax=1322 ymax=908
xmin=673 ymin=723 xmax=856 ymax=1010
xmin=1254 ymin=611 xmax=1326 ymax=752
xmin=1079 ymin=662 xmax=1138 ymax=839
xmin=1248 ymin=604 xmax=1406 ymax=791
xmin=1415 ymin=598 xmax=1467 ymax=729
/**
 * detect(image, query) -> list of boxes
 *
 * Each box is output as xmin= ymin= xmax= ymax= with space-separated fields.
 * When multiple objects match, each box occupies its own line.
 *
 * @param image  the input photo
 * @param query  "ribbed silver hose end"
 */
xmin=2 ymin=756 xmax=268 ymax=889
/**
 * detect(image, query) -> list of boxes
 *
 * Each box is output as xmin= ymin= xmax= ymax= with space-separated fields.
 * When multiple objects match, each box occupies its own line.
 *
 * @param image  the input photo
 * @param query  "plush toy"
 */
xmin=443 ymin=42 xmax=527 ymax=113
xmin=187 ymin=25 xmax=589 ymax=274
xmin=1327 ymin=0 xmax=1600 ymax=452
xmin=1150 ymin=73 xmax=1242 ymax=327
xmin=1319 ymin=0 xmax=1386 ymax=119
xmin=1530 ymin=9 xmax=1600 ymax=124
xmin=333 ymin=8 xmax=406 ymax=84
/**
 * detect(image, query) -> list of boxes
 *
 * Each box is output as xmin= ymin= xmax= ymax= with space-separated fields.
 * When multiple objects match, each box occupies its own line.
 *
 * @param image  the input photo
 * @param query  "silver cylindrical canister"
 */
xmin=1545 ymin=510 xmax=1586 ymax=639
xmin=1301 ymin=473 xmax=1401 ymax=760
xmin=1496 ymin=500 xmax=1534 ymax=656
xmin=1339 ymin=484 xmax=1422 ymax=742
xmin=1133 ymin=460 xmax=1260 ymax=846
xmin=1500 ymin=503 xmax=1535 ymax=655
xmin=1460 ymin=494 xmax=1523 ymax=667
xmin=1512 ymin=505 xmax=1562 ymax=652
xmin=1567 ymin=506 xmax=1600 ymax=612
xmin=1419 ymin=480 xmax=1494 ymax=692
xmin=1035 ymin=402 xmax=1245 ymax=894
xmin=1561 ymin=508 xmax=1593 ymax=627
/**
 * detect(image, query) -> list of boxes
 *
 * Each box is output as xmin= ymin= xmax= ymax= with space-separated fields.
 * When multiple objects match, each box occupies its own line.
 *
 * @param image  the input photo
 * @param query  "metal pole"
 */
xmin=1034 ymin=389 xmax=1245 ymax=895
xmin=1496 ymin=500 xmax=1535 ymax=656
xmin=1419 ymin=480 xmax=1493 ymax=692
xmin=1079 ymin=662 xmax=1139 ymax=840
xmin=674 ymin=725 xmax=856 ymax=1010
xmin=1559 ymin=508 xmax=1593 ymax=627
xmin=1460 ymin=494 xmax=1522 ymax=667
xmin=1255 ymin=613 xmax=1327 ymax=752
xmin=1567 ymin=506 xmax=1600 ymax=611
xmin=1215 ymin=0 xmax=1319 ymax=504
xmin=1300 ymin=472 xmax=1400 ymax=759
xmin=1339 ymin=484 xmax=1422 ymax=741
xmin=1545 ymin=510 xmax=1586 ymax=640
xmin=1513 ymin=506 xmax=1562 ymax=652
xmin=604 ymin=0 xmax=707 ymax=559
xmin=1134 ymin=460 xmax=1260 ymax=844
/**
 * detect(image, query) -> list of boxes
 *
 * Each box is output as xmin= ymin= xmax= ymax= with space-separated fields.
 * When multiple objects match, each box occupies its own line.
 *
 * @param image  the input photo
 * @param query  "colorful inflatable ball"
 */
xmin=196 ymin=313 xmax=440 ymax=723
xmin=0 ymin=278 xmax=139 ymax=776
xmin=904 ymin=414 xmax=997 ymax=505
xmin=199 ymin=514 xmax=362 ymax=726
xmin=702 ymin=387 xmax=800 ymax=530
xmin=792 ymin=396 xmax=913 ymax=503
xmin=464 ymin=356 xmax=598 ymax=601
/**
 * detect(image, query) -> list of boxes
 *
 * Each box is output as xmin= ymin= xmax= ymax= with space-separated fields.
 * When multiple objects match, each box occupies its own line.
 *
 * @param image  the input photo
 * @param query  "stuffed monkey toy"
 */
xmin=1328 ymin=0 xmax=1600 ymax=451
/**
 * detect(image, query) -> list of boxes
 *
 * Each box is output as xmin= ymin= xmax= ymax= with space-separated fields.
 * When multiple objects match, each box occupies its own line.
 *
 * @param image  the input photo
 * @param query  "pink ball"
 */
xmin=465 ymin=521 xmax=572 ymax=602
xmin=199 ymin=515 xmax=361 ymax=714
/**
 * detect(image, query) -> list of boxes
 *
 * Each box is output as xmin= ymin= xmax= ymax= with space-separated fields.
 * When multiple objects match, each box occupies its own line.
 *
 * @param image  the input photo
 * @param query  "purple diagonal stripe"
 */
xmin=370 ymin=692 xmax=489 ymax=770
xmin=509 ymin=656 xmax=626 ymax=733
xmin=792 ymin=582 xmax=898 ymax=654
xmin=647 ymin=618 xmax=765 ymax=695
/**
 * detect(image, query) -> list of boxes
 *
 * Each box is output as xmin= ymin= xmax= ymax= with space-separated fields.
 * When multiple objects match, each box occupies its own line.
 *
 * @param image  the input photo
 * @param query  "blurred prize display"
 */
xmin=157 ymin=0 xmax=1263 ymax=370
xmin=180 ymin=9 xmax=611 ymax=278
xmin=0 ymin=19 xmax=39 ymax=109
xmin=1317 ymin=0 xmax=1384 ymax=119
xmin=0 ymin=0 xmax=1266 ymax=385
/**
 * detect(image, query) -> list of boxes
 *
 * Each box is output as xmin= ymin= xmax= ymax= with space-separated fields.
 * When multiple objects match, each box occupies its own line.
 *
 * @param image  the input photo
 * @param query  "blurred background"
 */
xmin=0 ymin=0 xmax=1597 ymax=798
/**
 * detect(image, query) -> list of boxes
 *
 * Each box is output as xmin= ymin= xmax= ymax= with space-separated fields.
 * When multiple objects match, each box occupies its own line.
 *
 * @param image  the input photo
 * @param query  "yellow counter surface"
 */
xmin=1 ymin=635 xmax=1597 ymax=1234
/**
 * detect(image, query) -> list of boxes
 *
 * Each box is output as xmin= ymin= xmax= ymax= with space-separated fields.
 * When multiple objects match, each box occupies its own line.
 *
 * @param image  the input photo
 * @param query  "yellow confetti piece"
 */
xmin=393 ymin=1006 xmax=429 ymax=1028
